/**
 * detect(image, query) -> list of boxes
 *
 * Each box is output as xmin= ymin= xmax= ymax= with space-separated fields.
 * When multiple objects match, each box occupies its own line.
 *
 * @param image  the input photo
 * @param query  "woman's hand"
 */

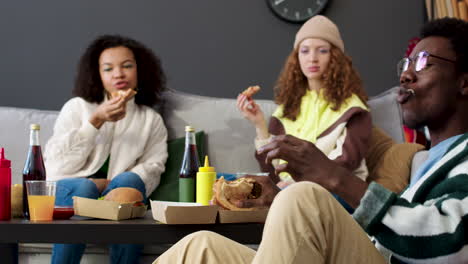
xmin=233 ymin=175 xmax=280 ymax=209
xmin=236 ymin=94 xmax=269 ymax=139
xmin=89 ymin=96 xmax=127 ymax=129
xmin=90 ymin=179 xmax=110 ymax=193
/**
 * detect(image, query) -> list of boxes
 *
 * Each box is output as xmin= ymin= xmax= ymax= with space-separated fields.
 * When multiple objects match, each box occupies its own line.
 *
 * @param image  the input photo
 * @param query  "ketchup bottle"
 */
xmin=178 ymin=126 xmax=200 ymax=202
xmin=22 ymin=124 xmax=46 ymax=219
xmin=0 ymin=148 xmax=12 ymax=220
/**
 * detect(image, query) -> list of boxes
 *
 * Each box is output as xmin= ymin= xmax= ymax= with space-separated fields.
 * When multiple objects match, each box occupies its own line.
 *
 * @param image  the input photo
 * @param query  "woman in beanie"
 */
xmin=237 ymin=15 xmax=371 ymax=212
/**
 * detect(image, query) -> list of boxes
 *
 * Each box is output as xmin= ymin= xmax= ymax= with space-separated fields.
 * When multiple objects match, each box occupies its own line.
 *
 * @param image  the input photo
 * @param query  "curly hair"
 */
xmin=73 ymin=35 xmax=167 ymax=107
xmin=421 ymin=17 xmax=468 ymax=73
xmin=274 ymin=46 xmax=368 ymax=121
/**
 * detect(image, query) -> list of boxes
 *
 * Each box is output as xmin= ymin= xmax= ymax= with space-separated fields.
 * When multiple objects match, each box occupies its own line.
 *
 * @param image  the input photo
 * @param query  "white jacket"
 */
xmin=44 ymin=97 xmax=168 ymax=197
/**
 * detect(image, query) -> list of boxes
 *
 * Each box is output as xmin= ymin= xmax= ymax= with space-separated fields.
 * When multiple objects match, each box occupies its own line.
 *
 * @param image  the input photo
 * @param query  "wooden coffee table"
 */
xmin=0 ymin=218 xmax=264 ymax=264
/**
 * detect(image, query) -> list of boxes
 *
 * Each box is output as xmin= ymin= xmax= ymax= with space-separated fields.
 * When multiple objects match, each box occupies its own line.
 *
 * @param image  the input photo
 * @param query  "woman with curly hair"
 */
xmin=237 ymin=16 xmax=371 ymax=208
xmin=45 ymin=35 xmax=168 ymax=263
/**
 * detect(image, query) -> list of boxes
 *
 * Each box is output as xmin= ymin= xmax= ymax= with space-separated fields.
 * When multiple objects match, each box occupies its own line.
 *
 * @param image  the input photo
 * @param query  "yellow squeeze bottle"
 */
xmin=196 ymin=156 xmax=216 ymax=205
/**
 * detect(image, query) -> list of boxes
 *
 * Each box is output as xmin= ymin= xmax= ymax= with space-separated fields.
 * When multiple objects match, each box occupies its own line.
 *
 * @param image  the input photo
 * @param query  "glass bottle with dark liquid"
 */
xmin=22 ymin=124 xmax=46 ymax=219
xmin=179 ymin=126 xmax=200 ymax=202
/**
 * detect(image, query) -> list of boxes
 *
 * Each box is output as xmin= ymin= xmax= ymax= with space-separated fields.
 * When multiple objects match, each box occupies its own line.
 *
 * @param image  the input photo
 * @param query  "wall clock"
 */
xmin=266 ymin=0 xmax=329 ymax=23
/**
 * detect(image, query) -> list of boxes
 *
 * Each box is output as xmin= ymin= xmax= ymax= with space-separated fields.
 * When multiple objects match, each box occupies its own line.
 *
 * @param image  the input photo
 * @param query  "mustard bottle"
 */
xmin=196 ymin=156 xmax=216 ymax=205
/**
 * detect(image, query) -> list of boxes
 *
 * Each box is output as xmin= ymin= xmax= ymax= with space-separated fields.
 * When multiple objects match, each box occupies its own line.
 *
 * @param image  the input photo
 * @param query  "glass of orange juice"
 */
xmin=25 ymin=181 xmax=56 ymax=221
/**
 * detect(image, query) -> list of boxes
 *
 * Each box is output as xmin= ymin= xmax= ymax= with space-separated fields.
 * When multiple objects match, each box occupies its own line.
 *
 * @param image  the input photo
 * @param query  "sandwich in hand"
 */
xmin=211 ymin=176 xmax=262 ymax=211
xmin=241 ymin=85 xmax=261 ymax=98
xmin=111 ymin=89 xmax=137 ymax=102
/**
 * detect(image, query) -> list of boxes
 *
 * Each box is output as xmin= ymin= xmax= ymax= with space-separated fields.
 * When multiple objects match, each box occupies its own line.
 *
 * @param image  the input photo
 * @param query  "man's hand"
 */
xmin=233 ymin=175 xmax=280 ymax=209
xmin=89 ymin=96 xmax=127 ymax=129
xmin=257 ymin=135 xmax=368 ymax=208
xmin=90 ymin=179 xmax=110 ymax=193
xmin=258 ymin=135 xmax=340 ymax=188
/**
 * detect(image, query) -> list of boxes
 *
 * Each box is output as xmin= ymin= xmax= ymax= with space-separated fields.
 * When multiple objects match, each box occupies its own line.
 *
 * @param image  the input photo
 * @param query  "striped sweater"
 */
xmin=354 ymin=133 xmax=468 ymax=263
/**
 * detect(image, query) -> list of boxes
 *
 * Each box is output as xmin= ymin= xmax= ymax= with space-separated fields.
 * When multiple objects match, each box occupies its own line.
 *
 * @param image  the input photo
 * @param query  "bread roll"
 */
xmin=241 ymin=85 xmax=261 ymax=97
xmin=104 ymin=187 xmax=143 ymax=204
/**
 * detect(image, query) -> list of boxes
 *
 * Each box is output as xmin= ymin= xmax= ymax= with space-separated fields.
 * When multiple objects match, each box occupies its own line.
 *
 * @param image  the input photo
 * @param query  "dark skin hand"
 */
xmin=256 ymin=135 xmax=369 ymax=208
xmin=232 ymin=175 xmax=281 ymax=208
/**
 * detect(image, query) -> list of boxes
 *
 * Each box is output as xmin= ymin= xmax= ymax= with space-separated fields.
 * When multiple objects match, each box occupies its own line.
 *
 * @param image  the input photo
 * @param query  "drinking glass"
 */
xmin=25 ymin=181 xmax=56 ymax=221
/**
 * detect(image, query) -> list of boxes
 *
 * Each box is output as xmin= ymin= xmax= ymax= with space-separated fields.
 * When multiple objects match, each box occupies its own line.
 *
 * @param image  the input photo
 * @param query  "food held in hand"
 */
xmin=111 ymin=89 xmax=137 ymax=102
xmin=212 ymin=176 xmax=262 ymax=211
xmin=104 ymin=187 xmax=143 ymax=204
xmin=241 ymin=85 xmax=261 ymax=98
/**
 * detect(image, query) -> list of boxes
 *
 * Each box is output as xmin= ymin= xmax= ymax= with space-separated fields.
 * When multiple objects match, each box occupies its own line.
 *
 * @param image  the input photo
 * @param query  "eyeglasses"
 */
xmin=397 ymin=51 xmax=456 ymax=77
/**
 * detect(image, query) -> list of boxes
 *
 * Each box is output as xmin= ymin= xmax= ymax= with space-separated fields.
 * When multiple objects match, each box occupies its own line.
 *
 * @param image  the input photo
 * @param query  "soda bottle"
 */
xmin=179 ymin=126 xmax=200 ymax=202
xmin=0 ymin=148 xmax=12 ymax=220
xmin=22 ymin=124 xmax=46 ymax=219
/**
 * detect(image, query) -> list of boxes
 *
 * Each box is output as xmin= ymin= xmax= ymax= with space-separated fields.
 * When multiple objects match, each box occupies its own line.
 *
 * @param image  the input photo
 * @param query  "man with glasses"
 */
xmin=154 ymin=17 xmax=468 ymax=264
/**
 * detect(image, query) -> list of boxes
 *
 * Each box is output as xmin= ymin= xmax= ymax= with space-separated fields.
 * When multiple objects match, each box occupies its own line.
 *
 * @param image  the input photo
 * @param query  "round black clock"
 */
xmin=266 ymin=0 xmax=329 ymax=23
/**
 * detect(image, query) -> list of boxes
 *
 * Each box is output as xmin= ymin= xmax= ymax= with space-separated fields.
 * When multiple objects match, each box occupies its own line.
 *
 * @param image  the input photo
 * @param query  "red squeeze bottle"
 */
xmin=0 ymin=148 xmax=12 ymax=220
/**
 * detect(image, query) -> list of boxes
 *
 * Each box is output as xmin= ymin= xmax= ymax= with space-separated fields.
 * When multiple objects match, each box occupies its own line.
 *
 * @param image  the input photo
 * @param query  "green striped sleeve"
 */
xmin=375 ymin=205 xmax=468 ymax=259
xmin=353 ymin=182 xmax=396 ymax=234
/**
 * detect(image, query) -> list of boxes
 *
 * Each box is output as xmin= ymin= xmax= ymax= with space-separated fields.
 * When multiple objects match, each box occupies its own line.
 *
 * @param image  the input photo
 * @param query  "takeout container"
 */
xmin=150 ymin=200 xmax=268 ymax=224
xmin=150 ymin=201 xmax=218 ymax=224
xmin=73 ymin=197 xmax=147 ymax=220
xmin=217 ymin=208 xmax=269 ymax=223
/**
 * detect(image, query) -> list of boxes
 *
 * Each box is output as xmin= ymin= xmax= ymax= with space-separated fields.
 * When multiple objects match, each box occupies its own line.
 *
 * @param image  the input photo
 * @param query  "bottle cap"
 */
xmin=185 ymin=126 xmax=195 ymax=132
xmin=31 ymin=124 xmax=40 ymax=130
xmin=0 ymin=148 xmax=11 ymax=168
xmin=199 ymin=155 xmax=215 ymax=172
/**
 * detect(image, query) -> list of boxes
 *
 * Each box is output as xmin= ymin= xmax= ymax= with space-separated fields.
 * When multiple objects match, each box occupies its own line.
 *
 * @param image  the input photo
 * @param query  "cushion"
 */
xmin=367 ymin=87 xmax=405 ymax=143
xmin=366 ymin=126 xmax=425 ymax=193
xmin=160 ymin=89 xmax=277 ymax=174
xmin=149 ymin=131 xmax=205 ymax=202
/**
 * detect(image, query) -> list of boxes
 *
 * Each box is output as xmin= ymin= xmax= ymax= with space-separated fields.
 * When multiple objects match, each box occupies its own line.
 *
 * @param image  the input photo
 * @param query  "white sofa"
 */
xmin=0 ymin=88 xmax=405 ymax=263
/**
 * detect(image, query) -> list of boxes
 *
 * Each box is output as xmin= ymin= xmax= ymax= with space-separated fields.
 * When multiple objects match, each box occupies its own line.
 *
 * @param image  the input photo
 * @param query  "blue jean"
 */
xmin=332 ymin=193 xmax=354 ymax=214
xmin=51 ymin=172 xmax=146 ymax=264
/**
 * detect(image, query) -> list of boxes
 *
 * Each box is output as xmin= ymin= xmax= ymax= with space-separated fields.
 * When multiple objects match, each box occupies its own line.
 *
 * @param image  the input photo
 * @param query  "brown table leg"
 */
xmin=0 ymin=243 xmax=18 ymax=264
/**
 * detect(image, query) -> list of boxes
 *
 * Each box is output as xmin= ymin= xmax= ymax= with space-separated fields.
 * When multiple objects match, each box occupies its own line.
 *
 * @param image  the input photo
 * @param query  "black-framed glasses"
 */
xmin=397 ymin=51 xmax=456 ymax=77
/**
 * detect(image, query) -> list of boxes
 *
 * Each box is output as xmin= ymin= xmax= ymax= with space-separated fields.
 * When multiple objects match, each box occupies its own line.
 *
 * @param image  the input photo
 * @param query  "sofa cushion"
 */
xmin=367 ymin=87 xmax=404 ymax=143
xmin=160 ymin=90 xmax=278 ymax=174
xmin=366 ymin=126 xmax=425 ymax=193
xmin=149 ymin=131 xmax=205 ymax=202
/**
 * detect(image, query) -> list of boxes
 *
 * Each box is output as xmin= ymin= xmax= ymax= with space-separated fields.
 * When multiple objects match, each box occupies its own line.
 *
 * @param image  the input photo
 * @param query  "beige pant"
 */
xmin=153 ymin=182 xmax=387 ymax=264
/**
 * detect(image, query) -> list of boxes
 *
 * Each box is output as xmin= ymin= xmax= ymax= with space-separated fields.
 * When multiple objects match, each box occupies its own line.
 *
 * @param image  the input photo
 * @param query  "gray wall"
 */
xmin=0 ymin=1 xmax=424 ymax=111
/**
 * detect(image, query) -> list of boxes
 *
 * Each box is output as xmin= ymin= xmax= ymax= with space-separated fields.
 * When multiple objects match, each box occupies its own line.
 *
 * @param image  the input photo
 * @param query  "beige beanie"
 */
xmin=294 ymin=15 xmax=344 ymax=52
